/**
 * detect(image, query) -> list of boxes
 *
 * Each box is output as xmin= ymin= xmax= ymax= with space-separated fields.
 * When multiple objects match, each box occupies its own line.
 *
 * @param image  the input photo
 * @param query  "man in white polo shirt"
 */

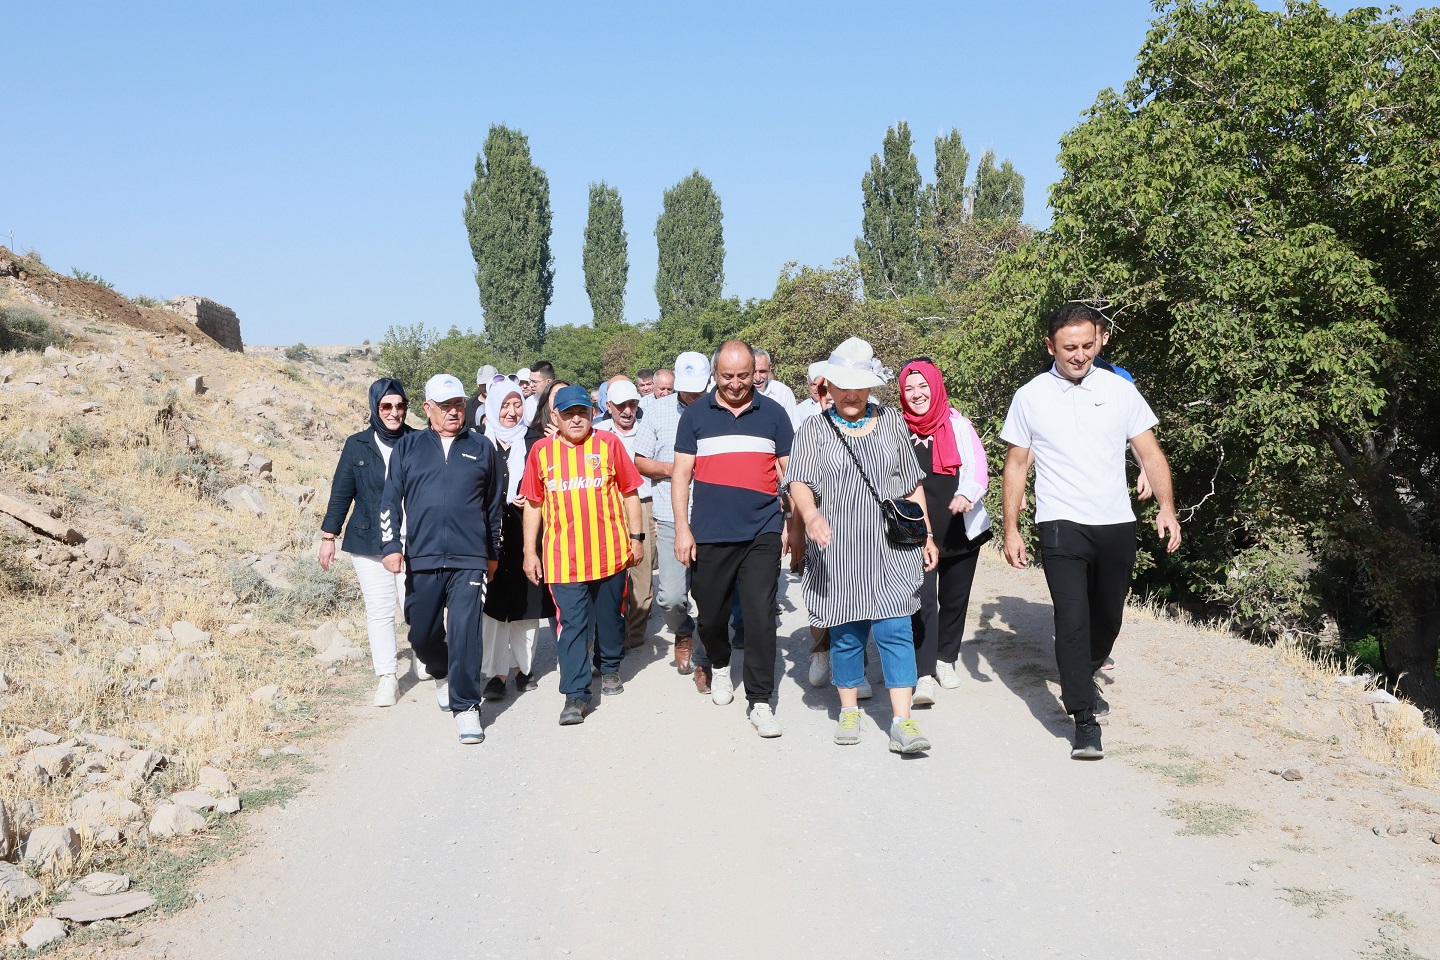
xmin=1000 ymin=303 xmax=1181 ymax=761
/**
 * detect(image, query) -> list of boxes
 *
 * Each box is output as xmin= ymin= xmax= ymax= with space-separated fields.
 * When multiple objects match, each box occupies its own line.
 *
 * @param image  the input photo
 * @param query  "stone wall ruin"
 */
xmin=166 ymin=296 xmax=244 ymax=353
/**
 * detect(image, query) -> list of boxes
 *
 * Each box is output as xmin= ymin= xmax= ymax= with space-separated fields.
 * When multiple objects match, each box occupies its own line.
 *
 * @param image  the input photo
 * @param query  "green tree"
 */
xmin=955 ymin=0 xmax=1440 ymax=716
xmin=583 ymin=182 xmax=628 ymax=329
xmin=633 ymin=298 xmax=751 ymax=372
xmin=855 ymin=121 xmax=928 ymax=298
xmin=971 ymin=149 xmax=1025 ymax=221
xmin=376 ymin=324 xmax=499 ymax=400
xmin=541 ymin=323 xmax=611 ymax=389
xmin=654 ymin=170 xmax=724 ymax=318
xmin=463 ymin=124 xmax=554 ymax=362
xmin=931 ymin=128 xmax=971 ymax=231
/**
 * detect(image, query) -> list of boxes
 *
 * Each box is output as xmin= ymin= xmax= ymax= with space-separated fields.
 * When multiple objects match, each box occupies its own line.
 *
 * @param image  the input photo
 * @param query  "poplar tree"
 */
xmin=654 ymin=170 xmax=724 ymax=318
xmin=855 ymin=121 xmax=927 ymax=297
xmin=583 ymin=182 xmax=628 ymax=329
xmin=972 ymin=149 xmax=1025 ymax=221
xmin=462 ymin=124 xmax=554 ymax=359
xmin=932 ymin=128 xmax=971 ymax=230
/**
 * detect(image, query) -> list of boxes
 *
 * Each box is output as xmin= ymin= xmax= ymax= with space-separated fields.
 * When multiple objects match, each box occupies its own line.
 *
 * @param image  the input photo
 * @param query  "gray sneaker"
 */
xmin=833 ymin=707 xmax=862 ymax=746
xmin=888 ymin=718 xmax=931 ymax=754
xmin=600 ymin=673 xmax=624 ymax=696
xmin=748 ymin=702 xmax=782 ymax=738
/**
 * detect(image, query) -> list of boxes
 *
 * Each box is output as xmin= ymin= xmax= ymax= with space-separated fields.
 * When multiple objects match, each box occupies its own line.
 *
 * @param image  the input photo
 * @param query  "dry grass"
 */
xmin=0 ymin=302 xmax=381 ymax=943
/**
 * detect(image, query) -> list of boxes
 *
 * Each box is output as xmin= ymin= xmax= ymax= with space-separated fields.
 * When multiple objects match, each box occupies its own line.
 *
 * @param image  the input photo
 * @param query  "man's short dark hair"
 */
xmin=1047 ymin=303 xmax=1106 ymax=339
xmin=636 ymin=368 xmax=655 ymax=380
xmin=531 ymin=360 xmax=555 ymax=380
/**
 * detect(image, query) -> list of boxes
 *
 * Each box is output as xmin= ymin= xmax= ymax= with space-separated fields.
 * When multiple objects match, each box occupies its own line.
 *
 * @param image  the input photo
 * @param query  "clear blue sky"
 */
xmin=3 ymin=1 xmax=1160 ymax=347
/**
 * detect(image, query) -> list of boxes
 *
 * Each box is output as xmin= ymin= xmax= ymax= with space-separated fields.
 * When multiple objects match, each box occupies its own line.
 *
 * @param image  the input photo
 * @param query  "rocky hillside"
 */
xmin=0 ymin=261 xmax=391 ymax=950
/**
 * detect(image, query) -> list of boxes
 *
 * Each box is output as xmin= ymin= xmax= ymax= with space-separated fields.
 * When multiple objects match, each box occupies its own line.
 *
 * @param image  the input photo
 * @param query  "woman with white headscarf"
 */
xmin=480 ymin=379 xmax=554 ymax=699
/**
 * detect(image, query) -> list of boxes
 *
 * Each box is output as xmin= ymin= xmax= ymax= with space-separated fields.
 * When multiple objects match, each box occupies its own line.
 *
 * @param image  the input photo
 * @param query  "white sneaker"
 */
xmin=935 ymin=660 xmax=960 ymax=689
xmin=373 ymin=673 xmax=399 ymax=708
xmin=807 ymin=651 xmax=831 ymax=687
xmin=434 ymin=678 xmax=449 ymax=711
xmin=857 ymin=678 xmax=873 ymax=700
xmin=912 ymin=676 xmax=937 ymax=707
xmin=455 ymin=706 xmax=484 ymax=744
xmin=749 ymin=702 xmax=782 ymax=738
xmin=415 ymin=658 xmax=432 ymax=681
xmin=711 ymin=663 xmax=735 ymax=705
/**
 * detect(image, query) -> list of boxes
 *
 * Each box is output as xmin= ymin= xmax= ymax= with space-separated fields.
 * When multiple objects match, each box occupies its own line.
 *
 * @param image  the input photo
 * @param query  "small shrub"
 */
xmin=18 ymin=248 xmax=50 ymax=276
xmin=282 ymin=363 xmax=307 ymax=383
xmin=130 ymin=294 xmax=163 ymax=307
xmin=265 ymin=557 xmax=360 ymax=621
xmin=70 ymin=268 xmax=115 ymax=290
xmin=284 ymin=343 xmax=316 ymax=363
xmin=139 ymin=450 xmax=229 ymax=502
xmin=0 ymin=305 xmax=65 ymax=352
xmin=59 ymin=422 xmax=104 ymax=454
xmin=0 ymin=533 xmax=40 ymax=597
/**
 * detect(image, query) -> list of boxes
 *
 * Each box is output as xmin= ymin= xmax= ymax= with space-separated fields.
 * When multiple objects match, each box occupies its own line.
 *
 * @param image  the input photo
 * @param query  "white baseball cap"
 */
xmin=516 ymin=367 xmax=532 ymax=382
xmin=673 ymin=351 xmax=711 ymax=392
xmin=476 ymin=364 xmax=498 ymax=384
xmin=424 ymin=374 xmax=467 ymax=403
xmin=607 ymin=379 xmax=641 ymax=405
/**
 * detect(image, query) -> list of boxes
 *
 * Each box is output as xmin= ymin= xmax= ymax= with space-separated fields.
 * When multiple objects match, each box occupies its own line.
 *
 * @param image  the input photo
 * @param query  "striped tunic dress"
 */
xmin=787 ymin=406 xmax=925 ymax=629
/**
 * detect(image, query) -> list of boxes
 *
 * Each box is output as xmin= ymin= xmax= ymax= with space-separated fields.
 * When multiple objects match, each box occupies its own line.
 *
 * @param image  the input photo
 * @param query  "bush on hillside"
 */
xmin=0 ymin=305 xmax=65 ymax=352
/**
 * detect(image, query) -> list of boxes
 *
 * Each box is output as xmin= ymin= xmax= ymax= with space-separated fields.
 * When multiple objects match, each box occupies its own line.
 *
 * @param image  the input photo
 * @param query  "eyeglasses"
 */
xmin=378 ymin=402 xmax=407 ymax=412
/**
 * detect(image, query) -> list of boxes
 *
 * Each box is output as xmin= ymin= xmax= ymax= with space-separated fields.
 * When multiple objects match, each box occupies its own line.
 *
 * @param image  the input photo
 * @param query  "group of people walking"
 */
xmin=321 ymin=302 xmax=1180 ymax=759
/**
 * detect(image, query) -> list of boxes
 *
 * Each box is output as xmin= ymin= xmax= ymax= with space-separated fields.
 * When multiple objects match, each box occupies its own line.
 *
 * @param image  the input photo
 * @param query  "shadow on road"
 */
xmin=971 ymin=595 xmax=1072 ymax=740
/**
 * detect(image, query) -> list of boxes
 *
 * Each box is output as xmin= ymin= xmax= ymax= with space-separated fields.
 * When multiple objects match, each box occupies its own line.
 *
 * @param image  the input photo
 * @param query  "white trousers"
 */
xmin=350 ymin=553 xmax=405 ymax=676
xmin=481 ymin=616 xmax=538 ymax=678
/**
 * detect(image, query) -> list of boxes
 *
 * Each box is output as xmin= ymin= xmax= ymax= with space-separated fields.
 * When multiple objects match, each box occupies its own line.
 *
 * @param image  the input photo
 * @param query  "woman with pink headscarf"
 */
xmin=899 ymin=358 xmax=992 ymax=706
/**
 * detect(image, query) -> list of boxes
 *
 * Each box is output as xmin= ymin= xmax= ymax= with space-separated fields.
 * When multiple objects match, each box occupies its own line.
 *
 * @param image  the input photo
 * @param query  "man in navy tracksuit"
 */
xmin=382 ymin=374 xmax=505 ymax=744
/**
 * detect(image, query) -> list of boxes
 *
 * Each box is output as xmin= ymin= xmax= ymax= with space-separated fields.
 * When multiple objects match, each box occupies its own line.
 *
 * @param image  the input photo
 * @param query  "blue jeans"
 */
xmin=550 ymin=571 xmax=627 ymax=703
xmin=830 ymin=617 xmax=918 ymax=690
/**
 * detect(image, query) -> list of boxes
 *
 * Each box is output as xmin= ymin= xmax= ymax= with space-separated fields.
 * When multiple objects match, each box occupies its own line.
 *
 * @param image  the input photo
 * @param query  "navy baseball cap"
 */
xmin=552 ymin=384 xmax=592 ymax=412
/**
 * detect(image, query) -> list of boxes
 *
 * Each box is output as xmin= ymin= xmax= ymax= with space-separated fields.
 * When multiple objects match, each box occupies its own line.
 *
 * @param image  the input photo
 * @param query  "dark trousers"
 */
xmin=551 ymin=570 xmax=627 ymax=703
xmin=1037 ymin=520 xmax=1137 ymax=714
xmin=911 ymin=550 xmax=982 ymax=678
xmin=405 ymin=567 xmax=486 ymax=713
xmin=692 ymin=533 xmax=781 ymax=705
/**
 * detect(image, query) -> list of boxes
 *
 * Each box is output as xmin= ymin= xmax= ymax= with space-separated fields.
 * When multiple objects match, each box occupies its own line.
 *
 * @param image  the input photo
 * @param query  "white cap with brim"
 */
xmin=673 ymin=351 xmax=711 ymax=392
xmin=425 ymin=374 xmax=467 ymax=403
xmin=516 ymin=368 xmax=532 ymax=382
xmin=607 ymin=379 xmax=641 ymax=405
xmin=817 ymin=337 xmax=888 ymax=391
xmin=477 ymin=364 xmax=499 ymax=384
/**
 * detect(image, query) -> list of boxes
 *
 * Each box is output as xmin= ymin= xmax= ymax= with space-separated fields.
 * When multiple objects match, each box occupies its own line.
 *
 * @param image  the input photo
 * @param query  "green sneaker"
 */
xmin=888 ymin=718 xmax=931 ymax=754
xmin=834 ymin=708 xmax=862 ymax=746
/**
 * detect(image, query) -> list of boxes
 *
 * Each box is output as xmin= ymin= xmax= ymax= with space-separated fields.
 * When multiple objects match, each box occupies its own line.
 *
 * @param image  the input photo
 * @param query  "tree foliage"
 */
xmin=931 ymin=128 xmax=971 ymax=232
xmin=377 ymin=324 xmax=499 ymax=400
xmin=654 ymin=170 xmax=724 ymax=318
xmin=971 ymin=149 xmax=1025 ymax=221
xmin=583 ymin=182 xmax=628 ymax=329
xmin=463 ymin=124 xmax=554 ymax=363
xmin=855 ymin=121 xmax=928 ymax=298
xmin=948 ymin=0 xmax=1440 ymax=715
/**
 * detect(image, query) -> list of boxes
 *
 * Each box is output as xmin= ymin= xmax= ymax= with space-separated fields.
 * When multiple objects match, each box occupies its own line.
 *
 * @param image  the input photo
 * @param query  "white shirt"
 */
xmin=1000 ymin=366 xmax=1157 ymax=525
xmin=793 ymin=396 xmax=823 ymax=424
xmin=595 ymin=419 xmax=652 ymax=500
xmin=757 ymin=378 xmax=797 ymax=425
xmin=523 ymin=394 xmax=539 ymax=423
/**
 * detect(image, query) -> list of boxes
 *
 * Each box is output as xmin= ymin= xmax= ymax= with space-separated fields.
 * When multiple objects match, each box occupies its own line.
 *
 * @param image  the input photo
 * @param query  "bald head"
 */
xmin=713 ymin=340 xmax=756 ymax=408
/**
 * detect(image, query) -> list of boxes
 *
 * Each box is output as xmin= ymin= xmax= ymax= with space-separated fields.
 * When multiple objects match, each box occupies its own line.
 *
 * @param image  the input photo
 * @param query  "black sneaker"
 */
xmin=514 ymin=671 xmax=537 ymax=692
xmin=600 ymin=673 xmax=624 ymax=696
xmin=1092 ymin=683 xmax=1110 ymax=718
xmin=559 ymin=696 xmax=588 ymax=726
xmin=482 ymin=676 xmax=508 ymax=701
xmin=1071 ymin=711 xmax=1104 ymax=760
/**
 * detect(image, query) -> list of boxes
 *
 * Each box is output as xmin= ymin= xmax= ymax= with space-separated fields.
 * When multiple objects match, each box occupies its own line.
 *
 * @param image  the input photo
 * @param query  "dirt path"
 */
xmin=135 ymin=556 xmax=1436 ymax=959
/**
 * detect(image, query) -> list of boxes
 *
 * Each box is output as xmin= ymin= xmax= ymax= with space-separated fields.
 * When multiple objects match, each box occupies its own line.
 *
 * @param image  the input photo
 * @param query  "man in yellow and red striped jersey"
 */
xmin=521 ymin=385 xmax=645 ymax=726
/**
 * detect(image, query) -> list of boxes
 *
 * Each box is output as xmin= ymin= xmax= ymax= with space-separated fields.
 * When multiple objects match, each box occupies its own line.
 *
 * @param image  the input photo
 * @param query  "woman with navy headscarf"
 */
xmin=479 ymin=378 xmax=554 ymax=699
xmin=320 ymin=377 xmax=417 ymax=707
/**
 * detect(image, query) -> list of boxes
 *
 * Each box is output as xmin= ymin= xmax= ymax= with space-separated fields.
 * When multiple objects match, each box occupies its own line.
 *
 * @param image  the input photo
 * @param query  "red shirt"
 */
xmin=520 ymin=430 xmax=642 ymax=584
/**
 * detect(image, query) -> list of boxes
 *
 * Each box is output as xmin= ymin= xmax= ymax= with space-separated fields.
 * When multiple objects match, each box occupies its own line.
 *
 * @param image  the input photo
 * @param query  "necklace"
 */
xmin=829 ymin=403 xmax=874 ymax=431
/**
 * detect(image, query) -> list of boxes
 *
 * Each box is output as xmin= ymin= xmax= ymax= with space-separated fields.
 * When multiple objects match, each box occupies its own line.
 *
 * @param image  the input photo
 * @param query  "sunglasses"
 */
xmin=378 ymin=402 xmax=407 ymax=412
xmin=903 ymin=356 xmax=935 ymax=367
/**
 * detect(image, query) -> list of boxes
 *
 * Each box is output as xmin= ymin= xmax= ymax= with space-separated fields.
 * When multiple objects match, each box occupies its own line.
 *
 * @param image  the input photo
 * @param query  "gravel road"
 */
xmin=142 ymin=558 xmax=1373 ymax=959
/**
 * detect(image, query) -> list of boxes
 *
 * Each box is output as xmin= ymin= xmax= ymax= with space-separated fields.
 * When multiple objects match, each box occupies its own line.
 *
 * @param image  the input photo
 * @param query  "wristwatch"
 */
xmin=630 ymin=532 xmax=646 ymax=542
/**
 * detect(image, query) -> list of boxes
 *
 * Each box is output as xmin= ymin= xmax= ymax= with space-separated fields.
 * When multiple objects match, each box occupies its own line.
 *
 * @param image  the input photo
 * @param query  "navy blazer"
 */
xmin=321 ymin=427 xmax=413 ymax=556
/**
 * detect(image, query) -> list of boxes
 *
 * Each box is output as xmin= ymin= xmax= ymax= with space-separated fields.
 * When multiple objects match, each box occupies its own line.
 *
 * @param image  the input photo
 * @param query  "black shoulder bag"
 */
xmin=823 ymin=409 xmax=928 ymax=547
